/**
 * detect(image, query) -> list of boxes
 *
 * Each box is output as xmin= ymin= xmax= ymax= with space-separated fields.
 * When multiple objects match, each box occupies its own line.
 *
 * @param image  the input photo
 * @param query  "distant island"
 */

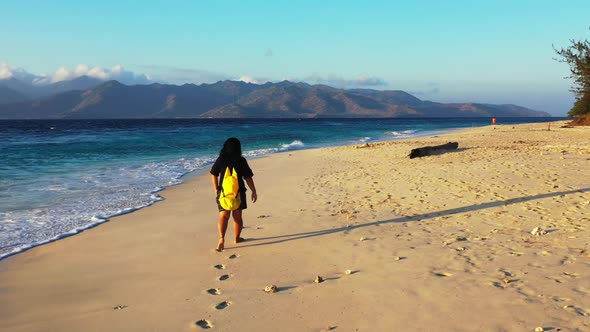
xmin=0 ymin=77 xmax=551 ymax=119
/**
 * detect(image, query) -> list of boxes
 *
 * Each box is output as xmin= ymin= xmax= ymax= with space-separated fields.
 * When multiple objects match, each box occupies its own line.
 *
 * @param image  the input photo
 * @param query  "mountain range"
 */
xmin=0 ymin=77 xmax=551 ymax=119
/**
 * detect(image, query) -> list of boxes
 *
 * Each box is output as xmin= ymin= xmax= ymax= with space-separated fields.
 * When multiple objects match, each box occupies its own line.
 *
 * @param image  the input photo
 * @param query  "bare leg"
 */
xmin=232 ymin=209 xmax=244 ymax=243
xmin=217 ymin=211 xmax=230 ymax=251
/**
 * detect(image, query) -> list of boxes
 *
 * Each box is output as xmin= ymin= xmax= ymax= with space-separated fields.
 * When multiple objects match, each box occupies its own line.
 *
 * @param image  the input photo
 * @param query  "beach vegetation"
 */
xmin=554 ymin=29 xmax=590 ymax=117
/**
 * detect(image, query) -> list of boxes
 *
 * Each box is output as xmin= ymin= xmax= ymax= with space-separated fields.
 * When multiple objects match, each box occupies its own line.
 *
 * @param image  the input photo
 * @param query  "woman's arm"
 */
xmin=211 ymin=175 xmax=219 ymax=194
xmin=245 ymin=177 xmax=257 ymax=203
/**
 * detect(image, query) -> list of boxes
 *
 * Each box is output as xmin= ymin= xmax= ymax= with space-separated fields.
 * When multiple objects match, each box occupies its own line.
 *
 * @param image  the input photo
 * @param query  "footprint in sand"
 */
xmin=548 ymin=275 xmax=567 ymax=284
xmin=228 ymin=254 xmax=239 ymax=260
xmin=551 ymin=296 xmax=571 ymax=303
xmin=215 ymin=301 xmax=232 ymax=310
xmin=563 ymin=304 xmax=589 ymax=317
xmin=218 ymin=274 xmax=231 ymax=281
xmin=573 ymin=286 xmax=590 ymax=296
xmin=433 ymin=272 xmax=452 ymax=277
xmin=560 ymin=256 xmax=576 ymax=265
xmin=491 ymin=281 xmax=507 ymax=289
xmin=516 ymin=286 xmax=536 ymax=297
xmin=499 ymin=268 xmax=514 ymax=277
xmin=195 ymin=319 xmax=213 ymax=329
xmin=213 ymin=264 xmax=226 ymax=270
xmin=207 ymin=288 xmax=221 ymax=295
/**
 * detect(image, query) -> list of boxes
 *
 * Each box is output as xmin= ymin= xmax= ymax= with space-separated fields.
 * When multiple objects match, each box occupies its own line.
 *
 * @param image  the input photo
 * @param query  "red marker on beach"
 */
xmin=492 ymin=117 xmax=497 ymax=125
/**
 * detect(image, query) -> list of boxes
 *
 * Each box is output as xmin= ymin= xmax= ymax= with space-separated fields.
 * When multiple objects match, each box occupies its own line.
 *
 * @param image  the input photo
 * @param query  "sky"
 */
xmin=1 ymin=0 xmax=589 ymax=116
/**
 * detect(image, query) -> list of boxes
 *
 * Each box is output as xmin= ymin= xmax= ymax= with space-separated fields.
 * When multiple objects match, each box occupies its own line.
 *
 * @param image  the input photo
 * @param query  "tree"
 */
xmin=554 ymin=30 xmax=590 ymax=117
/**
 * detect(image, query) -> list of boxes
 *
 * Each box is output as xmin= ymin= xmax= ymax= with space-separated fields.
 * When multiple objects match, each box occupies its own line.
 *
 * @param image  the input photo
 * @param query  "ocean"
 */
xmin=0 ymin=117 xmax=560 ymax=259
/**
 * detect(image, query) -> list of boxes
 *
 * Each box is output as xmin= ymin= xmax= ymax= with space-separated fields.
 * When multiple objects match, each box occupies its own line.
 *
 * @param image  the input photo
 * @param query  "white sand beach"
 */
xmin=1 ymin=121 xmax=589 ymax=332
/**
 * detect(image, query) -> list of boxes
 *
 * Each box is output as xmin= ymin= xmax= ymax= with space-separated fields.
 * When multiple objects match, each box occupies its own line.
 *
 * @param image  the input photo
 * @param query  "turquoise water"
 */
xmin=0 ymin=117 xmax=560 ymax=258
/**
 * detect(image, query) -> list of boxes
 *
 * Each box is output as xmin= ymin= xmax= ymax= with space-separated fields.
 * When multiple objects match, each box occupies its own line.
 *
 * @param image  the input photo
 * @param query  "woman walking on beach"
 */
xmin=210 ymin=137 xmax=257 ymax=252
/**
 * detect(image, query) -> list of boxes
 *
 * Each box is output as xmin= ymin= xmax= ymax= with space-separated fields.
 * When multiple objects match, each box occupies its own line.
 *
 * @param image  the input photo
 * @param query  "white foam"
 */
xmin=389 ymin=130 xmax=418 ymax=138
xmin=280 ymin=140 xmax=304 ymax=150
xmin=243 ymin=148 xmax=280 ymax=157
xmin=243 ymin=140 xmax=305 ymax=158
xmin=90 ymin=216 xmax=107 ymax=222
xmin=46 ymin=185 xmax=67 ymax=191
xmin=357 ymin=136 xmax=372 ymax=143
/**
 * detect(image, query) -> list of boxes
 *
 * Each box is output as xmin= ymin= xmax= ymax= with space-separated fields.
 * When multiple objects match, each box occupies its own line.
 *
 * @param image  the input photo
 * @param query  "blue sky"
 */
xmin=2 ymin=0 xmax=589 ymax=116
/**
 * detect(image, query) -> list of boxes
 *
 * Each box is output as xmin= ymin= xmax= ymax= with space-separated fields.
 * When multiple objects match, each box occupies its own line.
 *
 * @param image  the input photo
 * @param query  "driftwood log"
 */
xmin=409 ymin=142 xmax=459 ymax=159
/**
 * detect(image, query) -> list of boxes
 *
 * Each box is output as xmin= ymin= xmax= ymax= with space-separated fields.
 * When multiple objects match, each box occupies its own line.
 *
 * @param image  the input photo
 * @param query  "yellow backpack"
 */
xmin=219 ymin=166 xmax=241 ymax=210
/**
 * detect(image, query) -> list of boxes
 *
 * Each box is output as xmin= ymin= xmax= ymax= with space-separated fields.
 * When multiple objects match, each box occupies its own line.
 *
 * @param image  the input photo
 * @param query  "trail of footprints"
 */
xmin=194 ymin=235 xmax=588 ymax=328
xmin=490 ymin=266 xmax=590 ymax=319
xmin=195 ymin=253 xmax=239 ymax=329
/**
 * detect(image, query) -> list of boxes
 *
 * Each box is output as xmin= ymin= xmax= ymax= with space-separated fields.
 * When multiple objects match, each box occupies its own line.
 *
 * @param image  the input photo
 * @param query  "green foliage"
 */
xmin=569 ymin=95 xmax=590 ymax=117
xmin=554 ymin=29 xmax=590 ymax=117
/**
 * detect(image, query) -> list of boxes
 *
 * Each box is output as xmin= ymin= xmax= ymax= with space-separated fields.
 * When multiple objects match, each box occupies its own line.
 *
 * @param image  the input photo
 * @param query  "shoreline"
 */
xmin=1 ymin=120 xmax=588 ymax=331
xmin=0 ymin=123 xmax=480 ymax=261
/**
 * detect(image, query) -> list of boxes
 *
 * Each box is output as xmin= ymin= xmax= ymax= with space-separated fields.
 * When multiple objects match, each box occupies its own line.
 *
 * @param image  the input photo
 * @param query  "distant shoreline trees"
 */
xmin=554 ymin=29 xmax=590 ymax=117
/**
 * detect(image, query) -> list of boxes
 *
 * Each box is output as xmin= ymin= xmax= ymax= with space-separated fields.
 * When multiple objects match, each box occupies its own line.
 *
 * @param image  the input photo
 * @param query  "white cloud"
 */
xmin=0 ymin=63 xmax=43 ymax=83
xmin=0 ymin=62 xmax=13 ymax=79
xmin=236 ymin=76 xmax=262 ymax=84
xmin=32 ymin=64 xmax=152 ymax=85
xmin=3 ymin=62 xmax=387 ymax=90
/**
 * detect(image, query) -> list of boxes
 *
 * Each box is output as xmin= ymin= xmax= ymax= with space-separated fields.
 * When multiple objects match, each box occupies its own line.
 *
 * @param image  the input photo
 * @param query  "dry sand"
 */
xmin=1 ymin=121 xmax=589 ymax=332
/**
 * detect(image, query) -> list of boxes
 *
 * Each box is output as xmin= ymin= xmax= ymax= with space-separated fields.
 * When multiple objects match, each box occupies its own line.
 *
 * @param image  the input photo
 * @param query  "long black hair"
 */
xmin=219 ymin=137 xmax=242 ymax=162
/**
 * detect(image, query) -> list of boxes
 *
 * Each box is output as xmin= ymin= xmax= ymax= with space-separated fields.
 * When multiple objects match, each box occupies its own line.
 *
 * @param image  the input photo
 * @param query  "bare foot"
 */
xmin=216 ymin=238 xmax=224 ymax=252
xmin=235 ymin=237 xmax=245 ymax=244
